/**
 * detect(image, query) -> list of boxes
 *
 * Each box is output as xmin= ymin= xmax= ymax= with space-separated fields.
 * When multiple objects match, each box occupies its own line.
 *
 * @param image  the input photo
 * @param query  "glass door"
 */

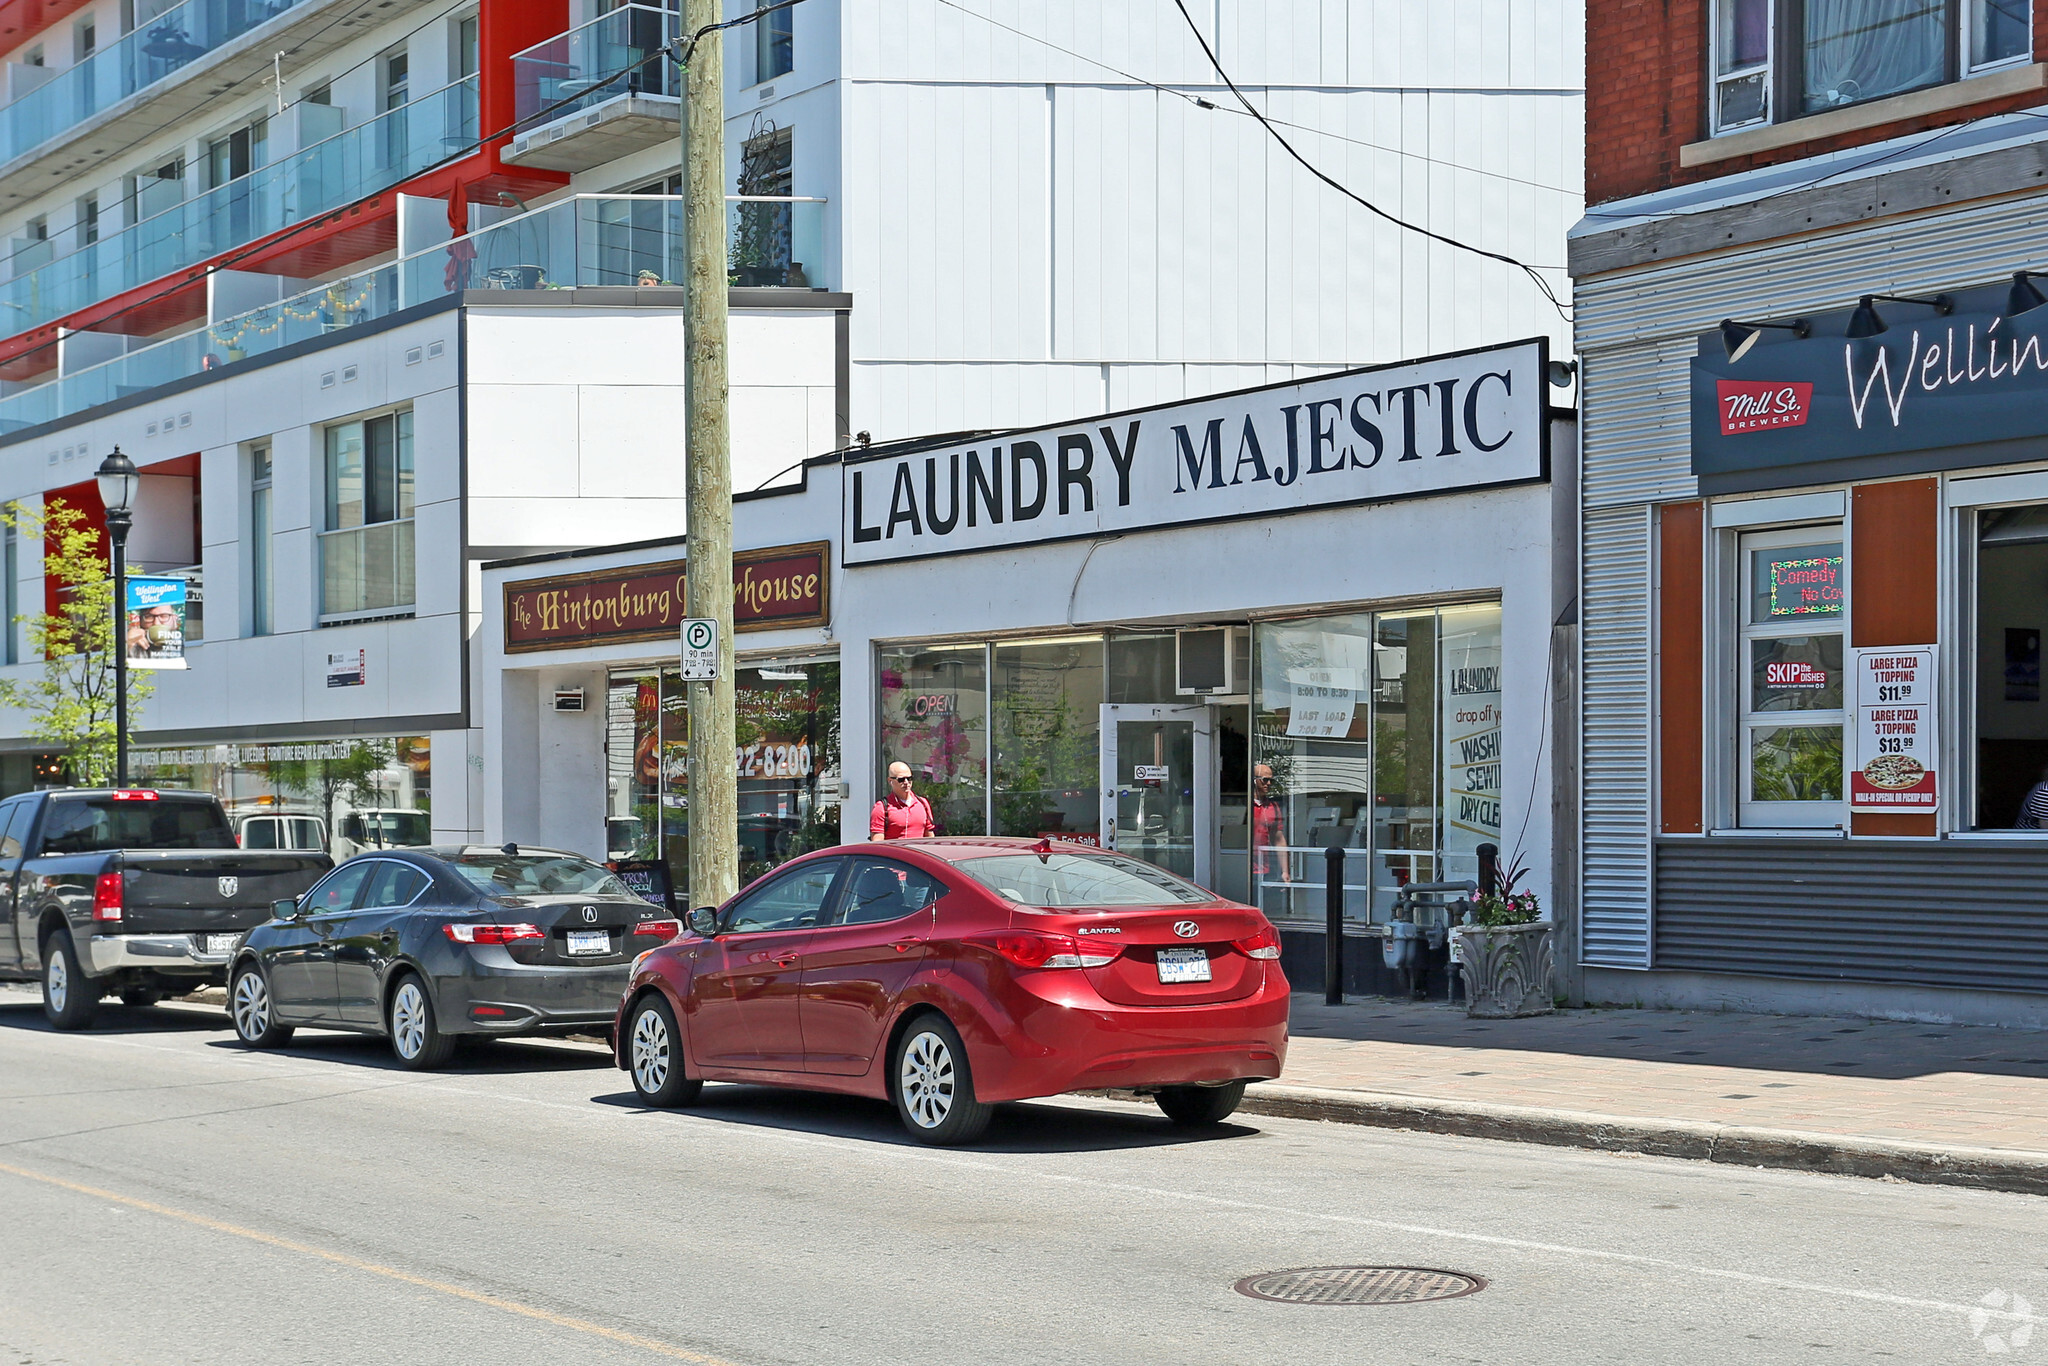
xmin=1099 ymin=704 xmax=1213 ymax=886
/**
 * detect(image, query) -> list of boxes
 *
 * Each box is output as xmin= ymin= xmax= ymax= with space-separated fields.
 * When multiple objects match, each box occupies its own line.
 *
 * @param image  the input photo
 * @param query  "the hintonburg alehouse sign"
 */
xmin=840 ymin=339 xmax=1551 ymax=564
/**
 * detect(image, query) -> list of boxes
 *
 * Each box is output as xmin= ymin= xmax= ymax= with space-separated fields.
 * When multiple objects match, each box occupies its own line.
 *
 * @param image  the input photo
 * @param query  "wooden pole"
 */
xmin=681 ymin=0 xmax=736 ymax=910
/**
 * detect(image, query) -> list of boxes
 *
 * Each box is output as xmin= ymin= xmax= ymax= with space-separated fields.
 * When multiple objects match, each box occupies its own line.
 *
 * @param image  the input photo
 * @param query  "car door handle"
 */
xmin=891 ymin=938 xmax=920 ymax=953
xmin=771 ymin=953 xmax=799 ymax=966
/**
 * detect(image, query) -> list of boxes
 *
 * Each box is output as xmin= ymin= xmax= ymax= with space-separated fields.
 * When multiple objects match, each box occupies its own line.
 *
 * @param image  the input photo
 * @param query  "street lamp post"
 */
xmin=95 ymin=447 xmax=139 ymax=786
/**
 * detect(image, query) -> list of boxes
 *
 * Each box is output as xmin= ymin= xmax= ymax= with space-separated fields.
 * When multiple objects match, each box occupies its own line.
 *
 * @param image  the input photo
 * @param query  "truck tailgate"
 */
xmin=113 ymin=852 xmax=332 ymax=935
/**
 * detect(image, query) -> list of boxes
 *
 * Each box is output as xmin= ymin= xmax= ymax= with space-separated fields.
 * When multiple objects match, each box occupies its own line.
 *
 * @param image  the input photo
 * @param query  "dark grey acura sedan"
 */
xmin=226 ymin=845 xmax=679 ymax=1068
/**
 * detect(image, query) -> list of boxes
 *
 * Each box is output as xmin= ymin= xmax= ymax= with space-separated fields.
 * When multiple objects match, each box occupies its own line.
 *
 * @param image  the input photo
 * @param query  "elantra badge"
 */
xmin=582 ymin=906 xmax=598 ymax=923
xmin=1173 ymin=920 xmax=1200 ymax=939
xmin=218 ymin=876 xmax=238 ymax=898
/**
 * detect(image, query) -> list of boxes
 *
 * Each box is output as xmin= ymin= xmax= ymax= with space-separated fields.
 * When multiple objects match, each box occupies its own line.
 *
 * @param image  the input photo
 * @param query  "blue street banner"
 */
xmin=125 ymin=576 xmax=187 ymax=669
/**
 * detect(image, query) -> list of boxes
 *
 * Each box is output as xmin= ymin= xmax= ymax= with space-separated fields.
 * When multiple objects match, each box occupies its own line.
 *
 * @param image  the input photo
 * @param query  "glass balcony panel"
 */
xmin=512 ymin=5 xmax=680 ymax=129
xmin=0 ymin=76 xmax=479 ymax=339
xmin=321 ymin=519 xmax=413 ymax=617
xmin=727 ymin=198 xmax=826 ymax=288
xmin=0 ymin=0 xmax=317 ymax=169
xmin=0 ymin=194 xmax=820 ymax=434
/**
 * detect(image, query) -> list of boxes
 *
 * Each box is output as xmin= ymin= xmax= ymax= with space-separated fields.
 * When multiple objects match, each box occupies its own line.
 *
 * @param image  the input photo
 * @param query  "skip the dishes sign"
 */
xmin=841 ymin=339 xmax=1549 ymax=565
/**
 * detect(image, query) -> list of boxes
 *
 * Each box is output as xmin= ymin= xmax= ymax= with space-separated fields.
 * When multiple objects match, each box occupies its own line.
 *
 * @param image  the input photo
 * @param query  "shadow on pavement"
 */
xmin=198 ymin=1030 xmax=616 ymax=1074
xmin=1286 ymin=993 xmax=2048 ymax=1082
xmin=0 ymin=994 xmax=230 ymax=1036
xmin=589 ymin=1082 xmax=1260 ymax=1153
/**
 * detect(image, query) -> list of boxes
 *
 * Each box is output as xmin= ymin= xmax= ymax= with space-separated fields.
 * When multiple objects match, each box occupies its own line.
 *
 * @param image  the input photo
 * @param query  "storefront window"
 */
xmin=1738 ymin=526 xmax=1846 ymax=825
xmin=877 ymin=644 xmax=989 ymax=835
xmin=991 ymin=638 xmax=1101 ymax=840
xmin=1252 ymin=613 xmax=1376 ymax=921
xmin=606 ymin=661 xmax=841 ymax=901
xmin=736 ymin=660 xmax=842 ymax=886
xmin=1439 ymin=603 xmax=1503 ymax=888
xmin=1975 ymin=504 xmax=2048 ymax=827
xmin=133 ymin=736 xmax=430 ymax=859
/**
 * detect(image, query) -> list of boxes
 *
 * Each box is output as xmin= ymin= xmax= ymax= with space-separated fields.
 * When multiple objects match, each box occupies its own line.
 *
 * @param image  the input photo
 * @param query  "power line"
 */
xmin=930 ymin=0 xmax=1579 ymax=199
xmin=1166 ymin=0 xmax=1570 ymax=321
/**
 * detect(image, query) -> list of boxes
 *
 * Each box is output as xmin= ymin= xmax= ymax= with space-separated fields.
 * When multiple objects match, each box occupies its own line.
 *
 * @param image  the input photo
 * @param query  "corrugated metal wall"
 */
xmin=1572 ymin=174 xmax=2048 ymax=981
xmin=1656 ymin=839 xmax=2048 ymax=992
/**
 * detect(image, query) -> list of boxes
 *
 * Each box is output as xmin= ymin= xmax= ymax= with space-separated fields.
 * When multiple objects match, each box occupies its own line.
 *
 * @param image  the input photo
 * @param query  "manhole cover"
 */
xmin=1234 ymin=1266 xmax=1486 ymax=1306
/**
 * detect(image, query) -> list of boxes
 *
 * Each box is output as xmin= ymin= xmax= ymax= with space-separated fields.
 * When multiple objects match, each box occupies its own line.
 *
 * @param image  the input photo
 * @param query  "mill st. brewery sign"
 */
xmin=841 ymin=339 xmax=1550 ymax=564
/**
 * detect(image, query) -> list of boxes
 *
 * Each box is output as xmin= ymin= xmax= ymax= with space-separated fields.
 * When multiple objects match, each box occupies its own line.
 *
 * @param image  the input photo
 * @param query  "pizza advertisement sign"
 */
xmin=1851 ymin=648 xmax=1937 ymax=810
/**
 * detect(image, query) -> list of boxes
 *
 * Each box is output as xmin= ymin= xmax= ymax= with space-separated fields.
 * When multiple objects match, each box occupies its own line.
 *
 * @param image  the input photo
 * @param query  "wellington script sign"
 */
xmin=841 ymin=339 xmax=1549 ymax=565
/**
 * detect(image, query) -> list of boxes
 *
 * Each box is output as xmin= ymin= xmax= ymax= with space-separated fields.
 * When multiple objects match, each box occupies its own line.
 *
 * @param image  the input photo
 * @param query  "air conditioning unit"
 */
xmin=1175 ymin=626 xmax=1238 ymax=696
xmin=553 ymin=688 xmax=586 ymax=713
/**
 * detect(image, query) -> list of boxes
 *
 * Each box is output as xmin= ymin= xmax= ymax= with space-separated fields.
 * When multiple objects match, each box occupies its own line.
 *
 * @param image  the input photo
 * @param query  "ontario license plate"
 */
xmin=566 ymin=930 xmax=610 ymax=957
xmin=205 ymin=933 xmax=239 ymax=955
xmin=1156 ymin=946 xmax=1211 ymax=983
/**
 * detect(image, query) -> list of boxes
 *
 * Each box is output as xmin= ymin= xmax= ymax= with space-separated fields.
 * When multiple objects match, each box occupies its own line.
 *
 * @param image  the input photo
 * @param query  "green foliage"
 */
xmin=0 ymin=500 xmax=152 ymax=784
xmin=1469 ymin=847 xmax=1542 ymax=927
xmin=1749 ymin=726 xmax=1844 ymax=802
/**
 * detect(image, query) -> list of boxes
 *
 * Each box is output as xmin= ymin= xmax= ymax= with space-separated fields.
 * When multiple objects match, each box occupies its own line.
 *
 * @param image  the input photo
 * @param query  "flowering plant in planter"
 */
xmin=1454 ymin=848 xmax=1553 ymax=1017
xmin=1468 ymin=850 xmax=1541 ymax=926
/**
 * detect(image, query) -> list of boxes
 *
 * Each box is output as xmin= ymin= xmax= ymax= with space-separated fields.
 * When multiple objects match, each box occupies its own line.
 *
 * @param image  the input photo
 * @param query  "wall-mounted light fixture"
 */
xmin=2008 ymin=271 xmax=2048 ymax=317
xmin=1845 ymin=292 xmax=1954 ymax=339
xmin=1719 ymin=317 xmax=1811 ymax=362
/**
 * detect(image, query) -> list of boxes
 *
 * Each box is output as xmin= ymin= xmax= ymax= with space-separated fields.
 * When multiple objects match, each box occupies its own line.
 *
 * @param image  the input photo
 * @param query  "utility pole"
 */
xmin=680 ymin=0 xmax=737 ymax=910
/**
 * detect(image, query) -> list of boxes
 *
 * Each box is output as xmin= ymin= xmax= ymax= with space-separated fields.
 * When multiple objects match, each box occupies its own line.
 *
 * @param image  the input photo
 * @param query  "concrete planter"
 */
xmin=1455 ymin=921 xmax=1556 ymax=1018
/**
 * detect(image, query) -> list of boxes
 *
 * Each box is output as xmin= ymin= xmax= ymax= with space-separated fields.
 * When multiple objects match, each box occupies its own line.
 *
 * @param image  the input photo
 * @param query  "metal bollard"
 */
xmin=1324 ymin=844 xmax=1344 ymax=1005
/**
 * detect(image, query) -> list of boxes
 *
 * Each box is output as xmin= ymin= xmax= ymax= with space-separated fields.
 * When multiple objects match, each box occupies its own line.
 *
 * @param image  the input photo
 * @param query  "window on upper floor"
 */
xmin=1711 ymin=0 xmax=2034 ymax=135
xmin=75 ymin=16 xmax=94 ymax=62
xmin=455 ymin=15 xmax=478 ymax=79
xmin=322 ymin=410 xmax=415 ymax=620
xmin=756 ymin=0 xmax=792 ymax=82
xmin=207 ymin=119 xmax=267 ymax=189
xmin=250 ymin=443 xmax=274 ymax=637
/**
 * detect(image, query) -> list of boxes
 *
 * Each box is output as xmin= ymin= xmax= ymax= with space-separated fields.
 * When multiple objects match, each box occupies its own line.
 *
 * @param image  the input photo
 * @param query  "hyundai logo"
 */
xmin=1173 ymin=920 xmax=1200 ymax=939
xmin=582 ymin=906 xmax=598 ymax=923
xmin=217 ymin=876 xmax=239 ymax=898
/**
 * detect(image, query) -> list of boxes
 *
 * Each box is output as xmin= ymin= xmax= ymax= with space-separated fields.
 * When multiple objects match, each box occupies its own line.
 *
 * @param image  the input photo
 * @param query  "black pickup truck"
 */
xmin=0 ymin=788 xmax=332 ymax=1030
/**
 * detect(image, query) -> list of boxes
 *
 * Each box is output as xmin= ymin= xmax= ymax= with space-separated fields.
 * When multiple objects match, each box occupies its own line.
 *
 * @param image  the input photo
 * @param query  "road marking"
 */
xmin=0 ymin=1157 xmax=740 ymax=1365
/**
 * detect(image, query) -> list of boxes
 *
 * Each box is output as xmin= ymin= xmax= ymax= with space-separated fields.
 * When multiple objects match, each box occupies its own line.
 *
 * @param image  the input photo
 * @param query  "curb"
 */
xmin=1106 ymin=1083 xmax=2048 ymax=1197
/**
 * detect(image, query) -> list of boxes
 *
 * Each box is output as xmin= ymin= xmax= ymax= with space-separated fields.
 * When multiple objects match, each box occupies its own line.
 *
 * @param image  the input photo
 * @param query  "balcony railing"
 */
xmin=0 ymin=195 xmax=694 ymax=433
xmin=729 ymin=197 xmax=826 ymax=288
xmin=512 ymin=4 xmax=679 ymax=129
xmin=0 ymin=0 xmax=315 ymax=169
xmin=321 ymin=521 xmax=413 ymax=619
xmin=0 ymin=76 xmax=480 ymax=340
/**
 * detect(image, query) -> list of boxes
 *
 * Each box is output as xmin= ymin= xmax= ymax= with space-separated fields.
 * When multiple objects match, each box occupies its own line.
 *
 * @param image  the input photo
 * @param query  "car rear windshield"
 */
xmin=38 ymin=796 xmax=236 ymax=854
xmin=450 ymin=854 xmax=630 ymax=898
xmin=952 ymin=853 xmax=1212 ymax=909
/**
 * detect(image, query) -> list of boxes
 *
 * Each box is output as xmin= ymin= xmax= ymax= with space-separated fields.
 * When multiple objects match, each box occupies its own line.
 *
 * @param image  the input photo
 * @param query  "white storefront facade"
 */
xmin=481 ymin=338 xmax=1574 ymax=996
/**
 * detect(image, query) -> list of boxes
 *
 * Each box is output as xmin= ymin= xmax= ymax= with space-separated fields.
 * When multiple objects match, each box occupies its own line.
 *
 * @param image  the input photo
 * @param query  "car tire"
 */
xmin=41 ymin=928 xmax=99 ymax=1031
xmin=230 ymin=965 xmax=294 ymax=1049
xmin=387 ymin=975 xmax=455 ymax=1070
xmin=626 ymin=992 xmax=702 ymax=1107
xmin=892 ymin=1014 xmax=992 ymax=1146
xmin=119 ymin=988 xmax=161 ymax=1009
xmin=1155 ymin=1080 xmax=1248 ymax=1127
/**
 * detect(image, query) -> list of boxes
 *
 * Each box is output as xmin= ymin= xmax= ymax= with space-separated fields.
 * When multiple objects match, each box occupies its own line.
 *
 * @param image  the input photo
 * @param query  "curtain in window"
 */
xmin=1802 ymin=0 xmax=1946 ymax=112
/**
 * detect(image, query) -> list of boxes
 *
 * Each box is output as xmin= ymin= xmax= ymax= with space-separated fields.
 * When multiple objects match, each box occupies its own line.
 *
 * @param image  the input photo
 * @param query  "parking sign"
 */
xmin=679 ymin=618 xmax=719 ymax=680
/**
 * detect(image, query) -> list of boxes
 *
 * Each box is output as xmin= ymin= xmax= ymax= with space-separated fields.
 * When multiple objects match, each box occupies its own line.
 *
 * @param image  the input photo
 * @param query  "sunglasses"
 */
xmin=891 ymin=775 xmax=914 ymax=783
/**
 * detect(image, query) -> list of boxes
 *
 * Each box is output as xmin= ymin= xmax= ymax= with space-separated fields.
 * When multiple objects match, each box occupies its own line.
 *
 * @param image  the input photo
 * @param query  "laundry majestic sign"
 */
xmin=1692 ymin=305 xmax=2048 ymax=478
xmin=841 ymin=339 xmax=1548 ymax=564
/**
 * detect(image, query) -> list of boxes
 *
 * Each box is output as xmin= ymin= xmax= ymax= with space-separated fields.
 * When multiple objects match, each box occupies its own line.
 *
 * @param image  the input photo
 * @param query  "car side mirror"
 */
xmin=271 ymin=897 xmax=300 ymax=919
xmin=685 ymin=905 xmax=719 ymax=937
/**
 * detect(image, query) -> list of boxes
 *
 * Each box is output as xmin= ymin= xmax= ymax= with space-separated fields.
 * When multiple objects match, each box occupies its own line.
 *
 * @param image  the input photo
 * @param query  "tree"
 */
xmin=0 ymin=499 xmax=152 ymax=785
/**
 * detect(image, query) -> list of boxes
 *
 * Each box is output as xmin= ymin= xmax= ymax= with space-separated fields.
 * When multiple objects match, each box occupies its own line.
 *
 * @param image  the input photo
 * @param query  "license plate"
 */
xmin=1156 ymin=946 xmax=1212 ymax=983
xmin=205 ymin=933 xmax=239 ymax=955
xmin=566 ymin=930 xmax=611 ymax=957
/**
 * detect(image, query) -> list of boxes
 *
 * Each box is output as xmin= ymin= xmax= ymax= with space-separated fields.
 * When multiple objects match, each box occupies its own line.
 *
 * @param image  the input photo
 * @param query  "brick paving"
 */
xmin=1280 ymin=994 xmax=2048 ymax=1155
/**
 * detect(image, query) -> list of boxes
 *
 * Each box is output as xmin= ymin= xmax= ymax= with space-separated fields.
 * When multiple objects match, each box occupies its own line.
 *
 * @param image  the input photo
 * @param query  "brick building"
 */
xmin=1568 ymin=0 xmax=2048 ymax=1023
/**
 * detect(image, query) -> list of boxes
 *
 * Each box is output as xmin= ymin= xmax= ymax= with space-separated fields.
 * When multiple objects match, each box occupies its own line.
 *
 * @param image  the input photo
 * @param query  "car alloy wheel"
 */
xmin=899 ymin=1030 xmax=956 ymax=1129
xmin=631 ymin=1004 xmax=670 ymax=1094
xmin=233 ymin=971 xmax=270 ymax=1040
xmin=46 ymin=948 xmax=67 ymax=1014
xmin=391 ymin=981 xmax=429 ymax=1059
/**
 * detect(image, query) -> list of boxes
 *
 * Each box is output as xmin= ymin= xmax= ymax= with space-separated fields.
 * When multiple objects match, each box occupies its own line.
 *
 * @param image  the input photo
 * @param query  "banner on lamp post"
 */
xmin=125 ymin=576 xmax=187 ymax=670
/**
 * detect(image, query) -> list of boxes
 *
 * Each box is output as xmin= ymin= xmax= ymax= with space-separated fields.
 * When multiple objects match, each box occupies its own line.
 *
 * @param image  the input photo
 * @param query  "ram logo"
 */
xmin=217 ymin=876 xmax=239 ymax=898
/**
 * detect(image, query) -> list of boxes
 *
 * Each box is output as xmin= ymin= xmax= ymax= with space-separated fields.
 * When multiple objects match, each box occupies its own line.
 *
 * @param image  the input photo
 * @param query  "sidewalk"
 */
xmin=1202 ymin=995 xmax=2048 ymax=1194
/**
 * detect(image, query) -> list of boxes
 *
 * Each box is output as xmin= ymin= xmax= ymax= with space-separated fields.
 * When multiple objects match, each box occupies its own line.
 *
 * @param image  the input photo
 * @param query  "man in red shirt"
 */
xmin=1251 ymin=763 xmax=1289 ymax=912
xmin=871 ymin=762 xmax=937 ymax=840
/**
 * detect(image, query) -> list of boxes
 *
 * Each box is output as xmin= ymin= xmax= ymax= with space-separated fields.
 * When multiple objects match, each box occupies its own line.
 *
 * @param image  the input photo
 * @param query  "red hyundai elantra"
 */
xmin=613 ymin=837 xmax=1289 ymax=1144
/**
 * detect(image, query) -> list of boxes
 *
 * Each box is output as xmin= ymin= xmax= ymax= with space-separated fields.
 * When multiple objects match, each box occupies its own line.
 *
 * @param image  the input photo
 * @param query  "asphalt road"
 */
xmin=1 ymin=984 xmax=2043 ymax=1366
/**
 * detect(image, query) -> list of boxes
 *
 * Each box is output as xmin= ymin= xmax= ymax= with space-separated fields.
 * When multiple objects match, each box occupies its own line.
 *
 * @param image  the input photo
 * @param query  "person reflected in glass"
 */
xmin=1252 ymin=763 xmax=1289 ymax=913
xmin=871 ymin=761 xmax=937 ymax=841
xmin=2018 ymin=764 xmax=2048 ymax=829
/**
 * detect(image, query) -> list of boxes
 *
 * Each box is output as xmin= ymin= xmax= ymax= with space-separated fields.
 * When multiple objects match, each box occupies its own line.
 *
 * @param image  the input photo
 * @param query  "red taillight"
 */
xmin=472 ymin=1006 xmax=508 ymax=1018
xmin=91 ymin=872 xmax=123 ymax=922
xmin=632 ymin=919 xmax=681 ymax=941
xmin=109 ymin=789 xmax=158 ymax=801
xmin=1232 ymin=924 xmax=1283 ymax=960
xmin=443 ymin=923 xmax=544 ymax=944
xmin=983 ymin=930 xmax=1119 ymax=970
